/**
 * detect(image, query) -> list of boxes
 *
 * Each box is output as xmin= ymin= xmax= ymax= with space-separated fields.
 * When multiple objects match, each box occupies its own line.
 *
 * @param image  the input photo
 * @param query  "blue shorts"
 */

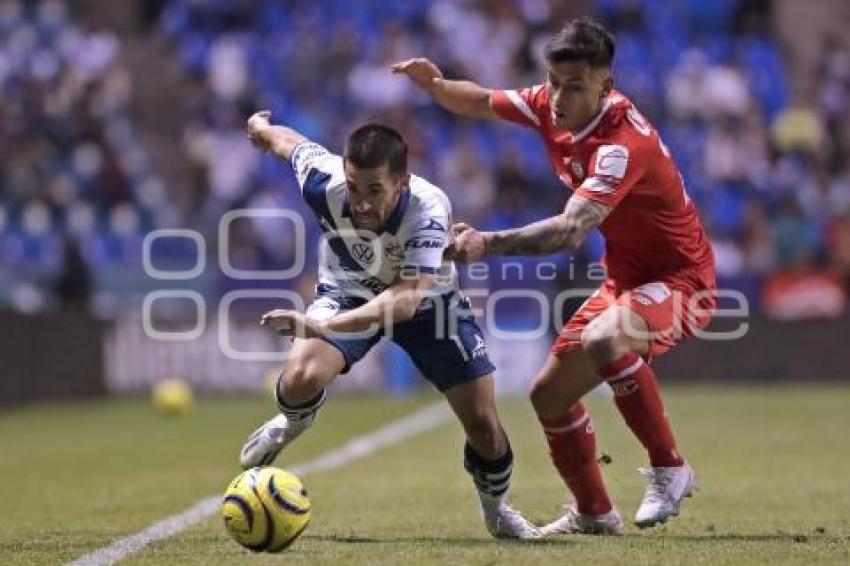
xmin=306 ymin=286 xmax=495 ymax=392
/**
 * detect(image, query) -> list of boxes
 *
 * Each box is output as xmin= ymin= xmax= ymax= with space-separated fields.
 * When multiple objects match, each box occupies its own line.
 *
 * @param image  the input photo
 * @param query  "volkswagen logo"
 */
xmin=352 ymin=242 xmax=375 ymax=264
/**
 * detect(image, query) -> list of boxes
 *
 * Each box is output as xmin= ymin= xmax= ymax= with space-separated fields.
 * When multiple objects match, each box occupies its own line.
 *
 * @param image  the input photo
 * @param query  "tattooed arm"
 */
xmin=449 ymin=195 xmax=611 ymax=261
xmin=489 ymin=195 xmax=611 ymax=255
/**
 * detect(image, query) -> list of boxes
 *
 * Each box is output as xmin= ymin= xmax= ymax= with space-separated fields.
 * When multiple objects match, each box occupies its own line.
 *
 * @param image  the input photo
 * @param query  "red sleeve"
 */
xmin=575 ymin=141 xmax=645 ymax=208
xmin=490 ymin=85 xmax=545 ymax=129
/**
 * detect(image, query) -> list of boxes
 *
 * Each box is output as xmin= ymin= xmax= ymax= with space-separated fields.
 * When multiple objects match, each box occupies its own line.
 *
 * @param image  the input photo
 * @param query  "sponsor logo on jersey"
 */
xmin=405 ymin=237 xmax=443 ymax=250
xmin=633 ymin=282 xmax=671 ymax=304
xmin=296 ymin=143 xmax=327 ymax=162
xmin=595 ymin=144 xmax=629 ymax=180
xmin=294 ymin=144 xmax=328 ymax=179
xmin=352 ymin=242 xmax=375 ymax=264
xmin=420 ymin=218 xmax=446 ymax=232
xmin=580 ymin=177 xmax=615 ymax=194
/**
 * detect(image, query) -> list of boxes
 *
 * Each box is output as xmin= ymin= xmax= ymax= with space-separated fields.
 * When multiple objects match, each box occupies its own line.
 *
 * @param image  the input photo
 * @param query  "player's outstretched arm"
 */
xmin=488 ymin=195 xmax=612 ymax=255
xmin=261 ymin=275 xmax=437 ymax=339
xmin=320 ymin=274 xmax=437 ymax=334
xmin=245 ymin=110 xmax=309 ymax=161
xmin=391 ymin=58 xmax=498 ymax=120
xmin=450 ymin=195 xmax=612 ymax=260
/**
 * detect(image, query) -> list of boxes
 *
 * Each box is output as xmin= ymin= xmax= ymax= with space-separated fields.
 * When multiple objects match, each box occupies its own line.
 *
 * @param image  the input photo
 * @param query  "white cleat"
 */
xmin=634 ymin=463 xmax=696 ymax=528
xmin=239 ymin=414 xmax=307 ymax=469
xmin=540 ymin=504 xmax=625 ymax=536
xmin=483 ymin=504 xmax=542 ymax=540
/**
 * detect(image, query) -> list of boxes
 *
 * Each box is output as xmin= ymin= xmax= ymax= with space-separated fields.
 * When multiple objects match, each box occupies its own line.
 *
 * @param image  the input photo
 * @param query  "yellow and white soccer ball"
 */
xmin=151 ymin=378 xmax=194 ymax=416
xmin=221 ymin=467 xmax=311 ymax=552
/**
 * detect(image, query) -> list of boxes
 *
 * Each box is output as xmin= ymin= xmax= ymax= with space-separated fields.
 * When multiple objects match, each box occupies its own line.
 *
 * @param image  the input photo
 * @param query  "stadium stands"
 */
xmin=1 ymin=0 xmax=848 ymax=319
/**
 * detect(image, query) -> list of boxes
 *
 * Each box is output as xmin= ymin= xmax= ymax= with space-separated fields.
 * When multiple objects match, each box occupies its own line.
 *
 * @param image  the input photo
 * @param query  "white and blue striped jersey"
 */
xmin=290 ymin=142 xmax=460 ymax=304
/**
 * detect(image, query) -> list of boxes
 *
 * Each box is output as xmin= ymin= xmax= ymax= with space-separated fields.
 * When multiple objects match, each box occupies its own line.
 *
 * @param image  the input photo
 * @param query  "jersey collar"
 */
xmin=341 ymin=187 xmax=411 ymax=236
xmin=569 ymin=95 xmax=615 ymax=143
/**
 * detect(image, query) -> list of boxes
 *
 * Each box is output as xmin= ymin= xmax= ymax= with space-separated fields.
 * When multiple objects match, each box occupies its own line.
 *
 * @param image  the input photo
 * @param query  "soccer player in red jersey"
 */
xmin=394 ymin=19 xmax=716 ymax=534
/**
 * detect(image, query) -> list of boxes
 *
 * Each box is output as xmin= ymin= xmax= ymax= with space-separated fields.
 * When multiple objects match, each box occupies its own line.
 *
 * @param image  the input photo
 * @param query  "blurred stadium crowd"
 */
xmin=1 ymin=0 xmax=849 ymax=320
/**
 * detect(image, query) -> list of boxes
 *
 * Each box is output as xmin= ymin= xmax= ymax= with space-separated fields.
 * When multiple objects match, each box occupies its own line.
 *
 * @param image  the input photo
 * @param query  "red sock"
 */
xmin=598 ymin=352 xmax=685 ymax=468
xmin=539 ymin=403 xmax=613 ymax=515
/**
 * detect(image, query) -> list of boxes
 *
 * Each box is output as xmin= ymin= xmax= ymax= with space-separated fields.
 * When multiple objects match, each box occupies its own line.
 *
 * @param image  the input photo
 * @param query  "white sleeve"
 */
xmin=290 ymin=142 xmax=342 ymax=193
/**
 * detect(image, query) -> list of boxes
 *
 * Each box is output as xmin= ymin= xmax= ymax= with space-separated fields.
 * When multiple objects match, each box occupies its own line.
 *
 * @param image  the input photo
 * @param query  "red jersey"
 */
xmin=491 ymin=87 xmax=715 ymax=290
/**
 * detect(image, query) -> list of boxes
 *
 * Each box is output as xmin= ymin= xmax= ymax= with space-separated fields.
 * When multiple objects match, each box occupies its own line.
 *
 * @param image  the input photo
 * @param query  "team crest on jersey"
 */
xmin=352 ymin=242 xmax=375 ymax=264
xmin=570 ymin=160 xmax=585 ymax=179
xmin=384 ymin=240 xmax=404 ymax=261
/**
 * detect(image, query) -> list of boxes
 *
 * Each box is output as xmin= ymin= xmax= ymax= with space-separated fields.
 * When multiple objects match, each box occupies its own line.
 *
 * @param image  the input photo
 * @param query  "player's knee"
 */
xmin=529 ymin=378 xmax=551 ymax=412
xmin=581 ymin=308 xmax=629 ymax=361
xmin=529 ymin=372 xmax=582 ymax=415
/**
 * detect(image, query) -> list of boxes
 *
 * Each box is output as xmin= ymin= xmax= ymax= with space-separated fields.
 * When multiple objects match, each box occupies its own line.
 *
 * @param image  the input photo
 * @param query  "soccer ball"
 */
xmin=151 ymin=378 xmax=194 ymax=416
xmin=221 ymin=467 xmax=311 ymax=552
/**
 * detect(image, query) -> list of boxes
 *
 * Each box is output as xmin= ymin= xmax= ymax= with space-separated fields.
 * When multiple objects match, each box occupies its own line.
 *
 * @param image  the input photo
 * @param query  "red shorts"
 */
xmin=552 ymin=276 xmax=716 ymax=361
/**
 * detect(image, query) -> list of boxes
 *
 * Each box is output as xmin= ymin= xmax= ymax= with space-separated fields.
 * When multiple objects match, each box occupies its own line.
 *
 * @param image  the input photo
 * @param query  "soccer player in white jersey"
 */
xmin=238 ymin=111 xmax=539 ymax=540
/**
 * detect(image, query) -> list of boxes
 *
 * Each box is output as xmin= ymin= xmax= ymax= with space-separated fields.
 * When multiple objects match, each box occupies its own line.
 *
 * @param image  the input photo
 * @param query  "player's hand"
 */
xmin=447 ymin=223 xmax=491 ymax=263
xmin=390 ymin=58 xmax=444 ymax=91
xmin=246 ymin=110 xmax=272 ymax=151
xmin=260 ymin=309 xmax=324 ymax=340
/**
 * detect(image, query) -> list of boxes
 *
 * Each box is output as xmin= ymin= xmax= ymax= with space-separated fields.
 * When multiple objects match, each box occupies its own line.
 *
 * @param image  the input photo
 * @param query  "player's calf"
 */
xmin=279 ymin=360 xmax=328 ymax=405
xmin=444 ymin=376 xmax=539 ymax=539
xmin=460 ymin=410 xmax=506 ymax=460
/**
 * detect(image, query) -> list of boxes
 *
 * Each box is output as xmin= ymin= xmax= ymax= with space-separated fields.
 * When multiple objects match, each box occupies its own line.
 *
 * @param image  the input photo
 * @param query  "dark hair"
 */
xmin=544 ymin=18 xmax=615 ymax=68
xmin=344 ymin=123 xmax=408 ymax=178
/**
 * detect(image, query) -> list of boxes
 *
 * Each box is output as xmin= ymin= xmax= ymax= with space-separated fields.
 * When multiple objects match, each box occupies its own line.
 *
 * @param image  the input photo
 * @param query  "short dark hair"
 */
xmin=344 ymin=124 xmax=408 ymax=178
xmin=544 ymin=18 xmax=615 ymax=68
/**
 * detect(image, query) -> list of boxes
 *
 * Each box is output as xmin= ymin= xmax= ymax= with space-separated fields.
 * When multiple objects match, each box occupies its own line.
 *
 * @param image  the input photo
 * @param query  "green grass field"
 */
xmin=2 ymin=386 xmax=849 ymax=565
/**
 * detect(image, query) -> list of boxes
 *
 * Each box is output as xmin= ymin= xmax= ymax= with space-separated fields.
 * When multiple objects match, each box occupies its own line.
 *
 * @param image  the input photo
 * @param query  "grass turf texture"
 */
xmin=1 ymin=386 xmax=848 ymax=565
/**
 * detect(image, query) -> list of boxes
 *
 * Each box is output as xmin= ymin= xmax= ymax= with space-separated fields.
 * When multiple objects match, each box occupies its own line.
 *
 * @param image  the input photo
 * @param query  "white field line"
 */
xmin=67 ymin=402 xmax=452 ymax=566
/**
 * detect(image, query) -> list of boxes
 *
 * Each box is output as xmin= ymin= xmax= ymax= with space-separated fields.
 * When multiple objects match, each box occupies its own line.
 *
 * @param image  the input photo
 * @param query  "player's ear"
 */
xmin=601 ymin=72 xmax=613 ymax=99
xmin=399 ymin=171 xmax=411 ymax=189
